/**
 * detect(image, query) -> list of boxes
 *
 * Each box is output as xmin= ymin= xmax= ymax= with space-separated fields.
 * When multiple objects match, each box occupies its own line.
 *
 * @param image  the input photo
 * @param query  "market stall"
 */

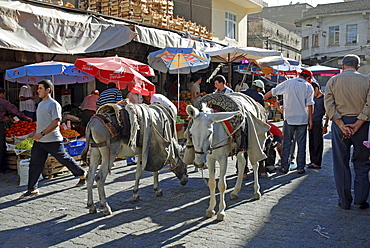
xmin=5 ymin=119 xmax=88 ymax=182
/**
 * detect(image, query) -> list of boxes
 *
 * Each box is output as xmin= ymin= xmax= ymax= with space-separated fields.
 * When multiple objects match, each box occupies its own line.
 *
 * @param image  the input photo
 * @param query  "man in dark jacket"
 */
xmin=241 ymin=79 xmax=265 ymax=106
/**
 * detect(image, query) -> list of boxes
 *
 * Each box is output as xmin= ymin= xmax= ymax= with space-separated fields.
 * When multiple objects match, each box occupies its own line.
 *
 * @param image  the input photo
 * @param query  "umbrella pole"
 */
xmin=52 ymin=75 xmax=55 ymax=99
xmin=228 ymin=59 xmax=231 ymax=87
xmin=177 ymin=68 xmax=180 ymax=111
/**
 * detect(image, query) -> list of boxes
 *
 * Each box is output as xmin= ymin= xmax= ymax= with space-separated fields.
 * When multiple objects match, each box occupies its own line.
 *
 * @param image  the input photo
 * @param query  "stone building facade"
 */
xmin=295 ymin=0 xmax=370 ymax=74
xmin=247 ymin=17 xmax=301 ymax=61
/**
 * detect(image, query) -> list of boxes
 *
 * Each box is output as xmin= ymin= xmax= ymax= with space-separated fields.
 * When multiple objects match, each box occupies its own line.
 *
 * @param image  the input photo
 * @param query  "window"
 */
xmin=329 ymin=26 xmax=340 ymax=45
xmin=312 ymin=34 xmax=319 ymax=47
xmin=225 ymin=12 xmax=236 ymax=39
xmin=303 ymin=36 xmax=309 ymax=49
xmin=346 ymin=24 xmax=358 ymax=44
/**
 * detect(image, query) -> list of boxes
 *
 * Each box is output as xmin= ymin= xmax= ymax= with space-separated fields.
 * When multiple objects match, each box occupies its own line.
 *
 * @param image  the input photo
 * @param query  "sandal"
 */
xmin=306 ymin=163 xmax=321 ymax=169
xmin=19 ymin=190 xmax=39 ymax=199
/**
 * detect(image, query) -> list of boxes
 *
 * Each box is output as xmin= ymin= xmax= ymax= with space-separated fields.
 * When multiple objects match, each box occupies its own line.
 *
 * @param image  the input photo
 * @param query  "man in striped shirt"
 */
xmin=96 ymin=83 xmax=123 ymax=109
xmin=0 ymin=88 xmax=32 ymax=172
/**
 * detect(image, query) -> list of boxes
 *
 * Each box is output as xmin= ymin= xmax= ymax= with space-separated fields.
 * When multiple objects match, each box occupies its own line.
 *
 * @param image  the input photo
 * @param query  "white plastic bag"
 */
xmin=17 ymin=158 xmax=43 ymax=187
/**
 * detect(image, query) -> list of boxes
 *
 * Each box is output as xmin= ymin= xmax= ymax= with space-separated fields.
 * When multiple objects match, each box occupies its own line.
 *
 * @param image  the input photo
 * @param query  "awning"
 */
xmin=134 ymin=25 xmax=211 ymax=50
xmin=0 ymin=0 xmax=213 ymax=55
xmin=0 ymin=0 xmax=137 ymax=54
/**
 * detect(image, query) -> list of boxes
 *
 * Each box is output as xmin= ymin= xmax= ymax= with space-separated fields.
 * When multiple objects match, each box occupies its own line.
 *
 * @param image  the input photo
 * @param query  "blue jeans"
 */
xmin=28 ymin=141 xmax=85 ymax=191
xmin=281 ymin=121 xmax=307 ymax=171
xmin=331 ymin=117 xmax=370 ymax=207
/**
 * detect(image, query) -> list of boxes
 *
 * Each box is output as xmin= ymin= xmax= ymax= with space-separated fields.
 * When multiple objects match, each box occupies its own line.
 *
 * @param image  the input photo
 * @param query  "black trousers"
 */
xmin=82 ymin=110 xmax=95 ymax=127
xmin=0 ymin=122 xmax=6 ymax=171
xmin=308 ymin=120 xmax=324 ymax=166
xmin=28 ymin=141 xmax=85 ymax=191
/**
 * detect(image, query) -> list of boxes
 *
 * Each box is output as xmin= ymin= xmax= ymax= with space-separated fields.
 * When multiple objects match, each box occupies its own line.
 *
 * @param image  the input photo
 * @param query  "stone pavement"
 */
xmin=0 ymin=121 xmax=369 ymax=248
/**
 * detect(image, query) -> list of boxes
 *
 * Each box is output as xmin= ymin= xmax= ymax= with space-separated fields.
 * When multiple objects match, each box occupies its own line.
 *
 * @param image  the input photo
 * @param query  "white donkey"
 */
xmin=186 ymin=104 xmax=262 ymax=221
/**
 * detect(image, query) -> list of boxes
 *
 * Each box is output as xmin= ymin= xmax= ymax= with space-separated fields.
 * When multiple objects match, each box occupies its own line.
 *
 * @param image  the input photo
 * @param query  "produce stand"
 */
xmin=5 ymin=119 xmax=88 ymax=178
xmin=264 ymin=99 xmax=282 ymax=122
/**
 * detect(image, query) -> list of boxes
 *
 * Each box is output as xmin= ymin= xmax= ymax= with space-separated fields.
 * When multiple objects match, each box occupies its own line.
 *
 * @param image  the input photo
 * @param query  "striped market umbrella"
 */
xmin=148 ymin=47 xmax=210 ymax=108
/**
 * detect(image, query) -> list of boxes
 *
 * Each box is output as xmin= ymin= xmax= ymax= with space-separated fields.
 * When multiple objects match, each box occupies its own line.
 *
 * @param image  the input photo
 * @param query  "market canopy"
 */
xmin=0 ymin=0 xmax=136 ymax=54
xmin=303 ymin=65 xmax=341 ymax=76
xmin=203 ymin=46 xmax=282 ymax=63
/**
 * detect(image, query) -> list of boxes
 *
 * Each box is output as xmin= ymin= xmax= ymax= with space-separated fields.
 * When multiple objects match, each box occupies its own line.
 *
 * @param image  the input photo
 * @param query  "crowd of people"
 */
xmin=0 ymin=53 xmax=368 ymax=210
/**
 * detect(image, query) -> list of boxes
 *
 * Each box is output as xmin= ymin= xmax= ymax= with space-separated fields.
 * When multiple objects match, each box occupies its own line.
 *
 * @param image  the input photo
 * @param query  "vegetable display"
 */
xmin=172 ymin=100 xmax=191 ymax=115
xmin=5 ymin=121 xmax=36 ymax=137
xmin=15 ymin=138 xmax=34 ymax=150
xmin=61 ymin=129 xmax=80 ymax=138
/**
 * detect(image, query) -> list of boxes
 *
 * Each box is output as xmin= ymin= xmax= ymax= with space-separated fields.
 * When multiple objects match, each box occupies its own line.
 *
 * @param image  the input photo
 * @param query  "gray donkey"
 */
xmin=82 ymin=103 xmax=188 ymax=215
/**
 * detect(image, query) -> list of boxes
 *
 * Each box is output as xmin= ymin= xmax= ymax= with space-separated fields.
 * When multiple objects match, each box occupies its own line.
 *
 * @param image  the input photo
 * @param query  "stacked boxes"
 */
xmin=84 ymin=0 xmax=213 ymax=39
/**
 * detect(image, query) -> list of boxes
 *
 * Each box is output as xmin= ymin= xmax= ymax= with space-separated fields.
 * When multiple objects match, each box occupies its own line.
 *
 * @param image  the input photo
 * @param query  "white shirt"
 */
xmin=234 ymin=83 xmax=249 ymax=92
xmin=126 ymin=92 xmax=143 ymax=104
xmin=272 ymin=77 xmax=314 ymax=125
xmin=19 ymin=84 xmax=36 ymax=112
xmin=150 ymin=93 xmax=177 ymax=115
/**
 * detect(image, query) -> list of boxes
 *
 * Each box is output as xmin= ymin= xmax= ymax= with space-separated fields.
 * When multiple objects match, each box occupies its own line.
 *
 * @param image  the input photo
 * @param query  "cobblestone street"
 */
xmin=0 ymin=122 xmax=369 ymax=247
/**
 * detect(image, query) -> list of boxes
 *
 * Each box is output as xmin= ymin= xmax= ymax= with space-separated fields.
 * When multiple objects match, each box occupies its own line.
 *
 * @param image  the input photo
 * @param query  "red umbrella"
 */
xmin=75 ymin=56 xmax=156 ymax=96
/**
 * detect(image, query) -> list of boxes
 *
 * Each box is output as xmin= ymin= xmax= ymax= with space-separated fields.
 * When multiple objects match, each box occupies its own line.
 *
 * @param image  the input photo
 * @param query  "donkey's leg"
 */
xmin=133 ymin=155 xmax=143 ymax=202
xmin=251 ymin=162 xmax=261 ymax=200
xmin=216 ymin=156 xmax=228 ymax=221
xmin=231 ymin=151 xmax=247 ymax=200
xmin=87 ymin=148 xmax=100 ymax=214
xmin=153 ymin=171 xmax=163 ymax=197
xmin=96 ymin=146 xmax=116 ymax=215
xmin=205 ymin=157 xmax=216 ymax=218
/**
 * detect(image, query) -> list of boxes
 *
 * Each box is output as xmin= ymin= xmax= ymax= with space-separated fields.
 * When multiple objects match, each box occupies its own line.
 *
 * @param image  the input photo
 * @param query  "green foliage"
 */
xmin=69 ymin=108 xmax=82 ymax=118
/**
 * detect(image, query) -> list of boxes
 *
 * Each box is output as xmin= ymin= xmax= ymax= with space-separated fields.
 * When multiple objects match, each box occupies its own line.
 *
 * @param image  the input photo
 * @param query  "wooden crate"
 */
xmin=42 ymin=154 xmax=88 ymax=177
xmin=6 ymin=150 xmax=29 ymax=170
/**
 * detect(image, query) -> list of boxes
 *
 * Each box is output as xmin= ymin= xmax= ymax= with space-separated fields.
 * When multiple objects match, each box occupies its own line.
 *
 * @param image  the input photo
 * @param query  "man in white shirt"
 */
xmin=264 ymin=69 xmax=314 ymax=174
xmin=19 ymin=84 xmax=36 ymax=121
xmin=234 ymin=80 xmax=249 ymax=92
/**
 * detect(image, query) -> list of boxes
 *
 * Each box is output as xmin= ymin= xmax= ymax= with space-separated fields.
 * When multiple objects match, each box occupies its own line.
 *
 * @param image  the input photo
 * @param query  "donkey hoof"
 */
xmin=89 ymin=207 xmax=97 ymax=214
xmin=230 ymin=193 xmax=238 ymax=200
xmin=156 ymin=189 xmax=163 ymax=197
xmin=205 ymin=210 xmax=215 ymax=218
xmin=254 ymin=192 xmax=261 ymax=200
xmin=216 ymin=212 xmax=225 ymax=221
xmin=132 ymin=195 xmax=140 ymax=202
xmin=103 ymin=207 xmax=112 ymax=216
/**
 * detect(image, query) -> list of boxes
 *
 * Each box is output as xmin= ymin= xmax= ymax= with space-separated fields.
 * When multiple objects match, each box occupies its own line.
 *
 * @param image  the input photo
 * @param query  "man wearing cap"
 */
xmin=324 ymin=54 xmax=370 ymax=210
xmin=80 ymin=90 xmax=99 ymax=127
xmin=264 ymin=69 xmax=314 ymax=175
xmin=241 ymin=79 xmax=265 ymax=106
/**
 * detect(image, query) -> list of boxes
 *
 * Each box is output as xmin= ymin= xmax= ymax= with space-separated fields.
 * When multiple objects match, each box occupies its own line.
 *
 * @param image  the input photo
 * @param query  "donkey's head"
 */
xmin=186 ymin=104 xmax=240 ymax=168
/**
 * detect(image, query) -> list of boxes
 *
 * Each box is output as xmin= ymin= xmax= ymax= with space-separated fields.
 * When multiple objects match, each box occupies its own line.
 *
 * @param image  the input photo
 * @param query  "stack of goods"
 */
xmin=83 ymin=0 xmax=213 ymax=39
xmin=5 ymin=121 xmax=36 ymax=140
xmin=171 ymin=100 xmax=191 ymax=116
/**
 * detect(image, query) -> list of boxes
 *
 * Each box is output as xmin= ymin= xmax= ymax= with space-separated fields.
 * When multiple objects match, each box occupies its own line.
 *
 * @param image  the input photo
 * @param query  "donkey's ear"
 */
xmin=186 ymin=105 xmax=200 ymax=118
xmin=209 ymin=111 xmax=241 ymax=123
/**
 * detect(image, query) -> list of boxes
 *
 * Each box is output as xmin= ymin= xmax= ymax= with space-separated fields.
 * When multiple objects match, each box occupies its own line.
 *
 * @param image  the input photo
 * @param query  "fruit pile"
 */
xmin=172 ymin=100 xmax=191 ymax=115
xmin=5 ymin=121 xmax=36 ymax=137
xmin=61 ymin=128 xmax=80 ymax=138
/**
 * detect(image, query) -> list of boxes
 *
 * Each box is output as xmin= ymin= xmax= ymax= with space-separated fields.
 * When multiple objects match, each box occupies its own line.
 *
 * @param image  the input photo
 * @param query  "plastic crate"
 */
xmin=176 ymin=123 xmax=184 ymax=131
xmin=64 ymin=140 xmax=86 ymax=156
